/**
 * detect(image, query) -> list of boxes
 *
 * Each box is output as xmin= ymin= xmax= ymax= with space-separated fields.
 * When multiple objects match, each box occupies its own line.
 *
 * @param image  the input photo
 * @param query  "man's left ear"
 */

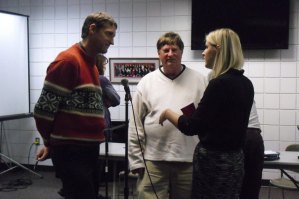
xmin=89 ymin=23 xmax=97 ymax=34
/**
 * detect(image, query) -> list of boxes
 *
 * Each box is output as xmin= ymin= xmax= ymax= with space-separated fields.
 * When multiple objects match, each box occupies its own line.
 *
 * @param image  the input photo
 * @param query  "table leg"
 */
xmin=112 ymin=161 xmax=117 ymax=199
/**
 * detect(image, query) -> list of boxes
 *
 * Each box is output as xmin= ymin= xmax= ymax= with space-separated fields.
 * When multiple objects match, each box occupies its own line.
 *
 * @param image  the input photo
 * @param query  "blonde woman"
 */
xmin=159 ymin=28 xmax=254 ymax=198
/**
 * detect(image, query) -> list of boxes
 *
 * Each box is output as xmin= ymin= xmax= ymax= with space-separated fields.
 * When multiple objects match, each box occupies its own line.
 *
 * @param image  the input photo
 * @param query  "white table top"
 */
xmin=264 ymin=151 xmax=299 ymax=170
xmin=99 ymin=142 xmax=125 ymax=157
xmin=99 ymin=144 xmax=299 ymax=170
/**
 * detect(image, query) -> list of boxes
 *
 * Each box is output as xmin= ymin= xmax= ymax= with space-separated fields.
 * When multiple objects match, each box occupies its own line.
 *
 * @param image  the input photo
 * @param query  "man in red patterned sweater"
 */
xmin=34 ymin=12 xmax=117 ymax=199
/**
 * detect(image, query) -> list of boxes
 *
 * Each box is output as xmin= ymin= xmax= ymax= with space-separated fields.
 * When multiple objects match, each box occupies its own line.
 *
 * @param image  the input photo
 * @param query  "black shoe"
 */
xmin=58 ymin=188 xmax=65 ymax=197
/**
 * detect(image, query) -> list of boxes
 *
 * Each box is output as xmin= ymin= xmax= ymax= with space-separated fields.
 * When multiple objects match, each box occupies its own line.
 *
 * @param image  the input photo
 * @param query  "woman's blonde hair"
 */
xmin=206 ymin=28 xmax=244 ymax=79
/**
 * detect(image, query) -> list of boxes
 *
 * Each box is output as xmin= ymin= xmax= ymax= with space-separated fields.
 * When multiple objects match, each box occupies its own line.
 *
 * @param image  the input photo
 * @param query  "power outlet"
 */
xmin=34 ymin=137 xmax=40 ymax=145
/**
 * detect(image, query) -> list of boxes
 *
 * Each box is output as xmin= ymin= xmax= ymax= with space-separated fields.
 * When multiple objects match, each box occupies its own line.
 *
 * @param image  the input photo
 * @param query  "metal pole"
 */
xmin=124 ymin=93 xmax=130 ymax=199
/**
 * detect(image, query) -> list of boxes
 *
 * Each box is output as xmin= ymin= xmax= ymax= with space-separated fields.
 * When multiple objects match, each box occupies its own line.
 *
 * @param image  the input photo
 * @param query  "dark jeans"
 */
xmin=240 ymin=128 xmax=264 ymax=199
xmin=51 ymin=144 xmax=100 ymax=199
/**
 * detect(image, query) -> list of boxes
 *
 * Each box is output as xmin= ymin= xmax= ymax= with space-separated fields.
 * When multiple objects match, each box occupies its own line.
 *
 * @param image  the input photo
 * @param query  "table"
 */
xmin=264 ymin=151 xmax=299 ymax=190
xmin=99 ymin=147 xmax=299 ymax=195
xmin=99 ymin=142 xmax=125 ymax=199
xmin=100 ymin=142 xmax=125 ymax=159
xmin=264 ymin=151 xmax=299 ymax=170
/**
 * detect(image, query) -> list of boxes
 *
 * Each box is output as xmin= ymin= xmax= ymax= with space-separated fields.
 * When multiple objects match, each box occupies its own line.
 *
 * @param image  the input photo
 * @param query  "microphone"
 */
xmin=121 ymin=79 xmax=131 ymax=100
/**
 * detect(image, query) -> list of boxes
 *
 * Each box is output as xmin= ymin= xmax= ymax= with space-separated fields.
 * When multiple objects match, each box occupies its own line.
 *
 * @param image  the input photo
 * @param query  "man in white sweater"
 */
xmin=128 ymin=32 xmax=207 ymax=199
xmin=240 ymin=101 xmax=264 ymax=199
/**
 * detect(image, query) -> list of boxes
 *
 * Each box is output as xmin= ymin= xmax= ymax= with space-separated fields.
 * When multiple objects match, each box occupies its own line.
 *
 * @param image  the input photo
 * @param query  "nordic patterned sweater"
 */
xmin=34 ymin=43 xmax=105 ymax=147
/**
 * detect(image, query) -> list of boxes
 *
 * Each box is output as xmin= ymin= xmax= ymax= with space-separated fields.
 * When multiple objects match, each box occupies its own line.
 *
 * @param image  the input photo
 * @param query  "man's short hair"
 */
xmin=81 ymin=12 xmax=117 ymax=39
xmin=156 ymin=32 xmax=184 ymax=51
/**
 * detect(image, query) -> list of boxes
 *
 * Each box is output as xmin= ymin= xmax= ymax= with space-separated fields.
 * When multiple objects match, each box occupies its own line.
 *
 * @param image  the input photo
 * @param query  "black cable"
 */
xmin=0 ymin=132 xmax=37 ymax=192
xmin=33 ymin=160 xmax=39 ymax=171
xmin=0 ymin=178 xmax=32 ymax=192
xmin=27 ymin=143 xmax=35 ymax=166
xmin=130 ymin=99 xmax=159 ymax=199
xmin=0 ymin=151 xmax=37 ymax=192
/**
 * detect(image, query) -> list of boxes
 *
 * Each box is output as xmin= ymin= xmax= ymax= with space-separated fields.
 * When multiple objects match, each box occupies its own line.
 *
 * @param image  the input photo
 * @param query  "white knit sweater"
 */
xmin=248 ymin=101 xmax=261 ymax=129
xmin=128 ymin=66 xmax=208 ymax=171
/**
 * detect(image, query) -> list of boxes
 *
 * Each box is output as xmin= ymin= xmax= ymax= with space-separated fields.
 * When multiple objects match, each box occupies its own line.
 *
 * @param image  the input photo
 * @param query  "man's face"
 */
xmin=92 ymin=25 xmax=116 ymax=54
xmin=158 ymin=44 xmax=182 ymax=67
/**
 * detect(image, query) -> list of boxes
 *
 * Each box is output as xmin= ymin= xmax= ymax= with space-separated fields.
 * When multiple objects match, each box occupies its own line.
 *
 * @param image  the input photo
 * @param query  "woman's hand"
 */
xmin=159 ymin=109 xmax=168 ymax=126
xmin=159 ymin=109 xmax=180 ymax=127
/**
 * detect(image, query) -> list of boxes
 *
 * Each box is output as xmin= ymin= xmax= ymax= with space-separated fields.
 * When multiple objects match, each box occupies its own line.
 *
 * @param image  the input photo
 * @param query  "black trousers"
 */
xmin=240 ymin=128 xmax=264 ymax=199
xmin=51 ymin=144 xmax=100 ymax=199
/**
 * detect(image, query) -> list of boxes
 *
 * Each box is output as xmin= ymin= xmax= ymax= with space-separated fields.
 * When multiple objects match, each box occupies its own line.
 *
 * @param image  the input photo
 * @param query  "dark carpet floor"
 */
xmin=0 ymin=165 xmax=298 ymax=199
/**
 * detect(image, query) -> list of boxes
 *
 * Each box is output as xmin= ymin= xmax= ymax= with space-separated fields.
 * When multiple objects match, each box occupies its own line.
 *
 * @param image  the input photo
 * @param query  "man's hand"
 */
xmin=131 ymin=168 xmax=145 ymax=176
xmin=36 ymin=146 xmax=50 ymax=161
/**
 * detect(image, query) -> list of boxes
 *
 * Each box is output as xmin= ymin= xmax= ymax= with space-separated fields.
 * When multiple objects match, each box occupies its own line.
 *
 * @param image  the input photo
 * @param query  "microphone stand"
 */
xmin=104 ymin=129 xmax=109 ymax=199
xmin=120 ymin=78 xmax=131 ymax=199
xmin=123 ymin=92 xmax=130 ymax=199
xmin=102 ymin=124 xmax=126 ymax=199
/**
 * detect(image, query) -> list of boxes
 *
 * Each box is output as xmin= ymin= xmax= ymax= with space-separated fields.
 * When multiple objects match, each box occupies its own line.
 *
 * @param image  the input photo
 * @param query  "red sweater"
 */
xmin=34 ymin=43 xmax=105 ymax=147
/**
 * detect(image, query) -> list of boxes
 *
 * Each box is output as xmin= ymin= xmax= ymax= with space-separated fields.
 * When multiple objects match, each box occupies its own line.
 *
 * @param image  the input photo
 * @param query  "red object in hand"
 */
xmin=181 ymin=103 xmax=195 ymax=116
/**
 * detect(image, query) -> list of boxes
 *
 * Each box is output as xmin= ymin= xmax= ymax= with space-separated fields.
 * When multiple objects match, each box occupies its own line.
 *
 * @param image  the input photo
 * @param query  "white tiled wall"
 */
xmin=0 ymin=0 xmax=298 ymax=179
